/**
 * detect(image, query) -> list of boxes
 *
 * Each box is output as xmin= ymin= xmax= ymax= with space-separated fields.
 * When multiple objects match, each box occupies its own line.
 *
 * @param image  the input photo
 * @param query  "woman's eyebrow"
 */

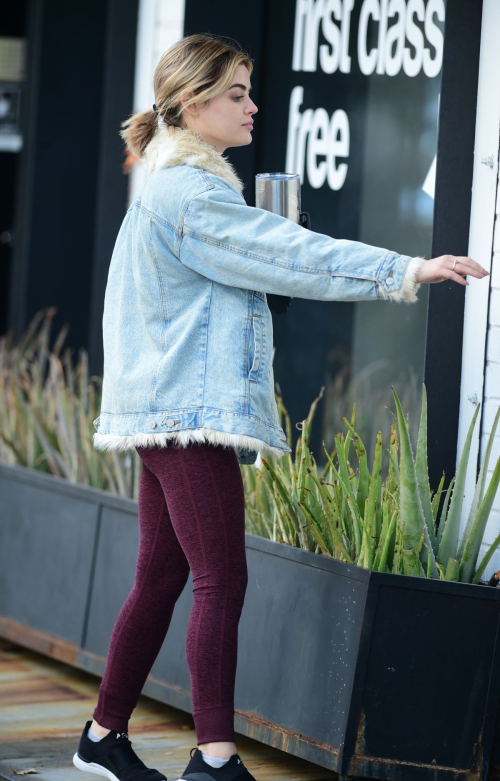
xmin=228 ymin=83 xmax=252 ymax=92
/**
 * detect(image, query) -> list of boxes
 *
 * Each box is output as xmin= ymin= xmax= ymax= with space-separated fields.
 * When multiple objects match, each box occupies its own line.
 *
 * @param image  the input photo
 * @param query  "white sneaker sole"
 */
xmin=72 ymin=751 xmax=120 ymax=781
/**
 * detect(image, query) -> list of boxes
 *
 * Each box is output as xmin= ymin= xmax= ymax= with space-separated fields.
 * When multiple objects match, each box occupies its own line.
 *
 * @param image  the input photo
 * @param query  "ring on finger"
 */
xmin=452 ymin=258 xmax=458 ymax=271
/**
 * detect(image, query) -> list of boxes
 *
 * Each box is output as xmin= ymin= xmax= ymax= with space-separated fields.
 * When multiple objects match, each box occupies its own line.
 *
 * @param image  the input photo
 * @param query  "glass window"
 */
xmin=256 ymin=0 xmax=446 ymax=462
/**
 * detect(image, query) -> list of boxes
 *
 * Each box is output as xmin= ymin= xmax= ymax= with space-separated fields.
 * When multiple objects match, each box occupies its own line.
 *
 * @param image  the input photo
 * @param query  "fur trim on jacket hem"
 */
xmin=92 ymin=427 xmax=287 ymax=459
xmin=379 ymin=256 xmax=427 ymax=303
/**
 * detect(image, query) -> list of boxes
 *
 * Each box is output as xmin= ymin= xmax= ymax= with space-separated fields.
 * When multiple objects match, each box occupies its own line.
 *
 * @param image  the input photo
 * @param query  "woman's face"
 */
xmin=181 ymin=63 xmax=258 ymax=153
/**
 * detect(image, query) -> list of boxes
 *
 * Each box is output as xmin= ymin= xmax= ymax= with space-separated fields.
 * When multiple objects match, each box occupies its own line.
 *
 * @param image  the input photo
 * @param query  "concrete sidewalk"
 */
xmin=0 ymin=638 xmax=338 ymax=781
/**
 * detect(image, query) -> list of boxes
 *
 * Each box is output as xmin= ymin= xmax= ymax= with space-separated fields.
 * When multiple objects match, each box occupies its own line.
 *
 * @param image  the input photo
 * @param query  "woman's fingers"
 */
xmin=452 ymin=256 xmax=489 ymax=277
xmin=416 ymin=255 xmax=490 ymax=284
xmin=448 ymin=270 xmax=468 ymax=286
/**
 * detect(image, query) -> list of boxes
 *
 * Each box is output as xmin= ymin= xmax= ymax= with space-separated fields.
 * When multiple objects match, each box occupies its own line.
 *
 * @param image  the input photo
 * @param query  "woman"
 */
xmin=72 ymin=32 xmax=489 ymax=781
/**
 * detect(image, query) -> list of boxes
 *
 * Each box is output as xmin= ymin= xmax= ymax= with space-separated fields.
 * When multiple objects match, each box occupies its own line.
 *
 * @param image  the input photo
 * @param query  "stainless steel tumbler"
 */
xmin=255 ymin=173 xmax=301 ymax=223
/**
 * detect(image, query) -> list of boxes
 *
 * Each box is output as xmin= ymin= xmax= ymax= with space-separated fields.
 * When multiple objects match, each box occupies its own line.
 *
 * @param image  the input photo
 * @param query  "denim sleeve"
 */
xmin=180 ymin=182 xmax=426 ymax=302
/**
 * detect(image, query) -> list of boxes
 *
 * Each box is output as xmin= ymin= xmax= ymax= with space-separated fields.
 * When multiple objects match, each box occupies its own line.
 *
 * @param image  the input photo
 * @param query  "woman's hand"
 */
xmin=416 ymin=254 xmax=490 ymax=286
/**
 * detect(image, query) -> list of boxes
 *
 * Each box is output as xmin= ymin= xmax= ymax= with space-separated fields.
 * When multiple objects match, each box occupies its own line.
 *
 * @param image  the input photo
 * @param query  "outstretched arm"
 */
xmin=178 ymin=181 xmax=426 ymax=302
xmin=176 ymin=179 xmax=489 ymax=301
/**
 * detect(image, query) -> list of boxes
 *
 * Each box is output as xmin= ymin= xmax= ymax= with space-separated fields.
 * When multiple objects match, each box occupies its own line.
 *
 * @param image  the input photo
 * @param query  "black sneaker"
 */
xmin=72 ymin=720 xmax=167 ymax=781
xmin=174 ymin=747 xmax=257 ymax=781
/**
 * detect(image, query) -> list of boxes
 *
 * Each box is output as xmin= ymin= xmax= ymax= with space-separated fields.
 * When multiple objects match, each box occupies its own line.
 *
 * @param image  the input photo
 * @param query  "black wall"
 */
xmin=9 ymin=0 xmax=138 ymax=368
xmin=0 ymin=2 xmax=27 ymax=336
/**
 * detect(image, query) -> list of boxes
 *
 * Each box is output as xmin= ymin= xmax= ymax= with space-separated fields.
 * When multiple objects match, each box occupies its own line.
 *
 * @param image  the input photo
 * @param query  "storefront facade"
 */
xmin=4 ymin=0 xmax=498 ymax=574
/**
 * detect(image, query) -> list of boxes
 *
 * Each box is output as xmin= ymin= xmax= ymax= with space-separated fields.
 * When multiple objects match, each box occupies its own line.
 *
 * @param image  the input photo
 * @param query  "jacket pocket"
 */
xmin=248 ymin=314 xmax=262 ymax=383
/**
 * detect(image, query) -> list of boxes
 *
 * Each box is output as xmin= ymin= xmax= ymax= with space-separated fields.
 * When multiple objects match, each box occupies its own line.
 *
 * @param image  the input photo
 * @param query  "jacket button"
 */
xmin=150 ymin=420 xmax=157 ymax=429
xmin=166 ymin=418 xmax=175 ymax=427
xmin=386 ymin=277 xmax=394 ymax=286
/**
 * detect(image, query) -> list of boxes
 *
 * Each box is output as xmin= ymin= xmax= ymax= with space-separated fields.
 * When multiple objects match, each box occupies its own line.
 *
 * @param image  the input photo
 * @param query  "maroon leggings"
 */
xmin=92 ymin=441 xmax=248 ymax=744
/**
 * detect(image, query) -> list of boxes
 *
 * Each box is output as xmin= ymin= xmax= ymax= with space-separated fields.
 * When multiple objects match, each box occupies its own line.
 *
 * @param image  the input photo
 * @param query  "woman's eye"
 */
xmin=233 ymin=96 xmax=244 ymax=101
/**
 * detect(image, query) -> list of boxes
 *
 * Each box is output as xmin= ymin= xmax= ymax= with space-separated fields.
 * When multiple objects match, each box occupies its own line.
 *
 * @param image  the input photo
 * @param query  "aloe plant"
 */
xmin=0 ymin=307 xmax=142 ymax=498
xmin=241 ymin=384 xmax=500 ymax=585
xmin=436 ymin=403 xmax=481 ymax=568
xmin=391 ymin=387 xmax=438 ymax=577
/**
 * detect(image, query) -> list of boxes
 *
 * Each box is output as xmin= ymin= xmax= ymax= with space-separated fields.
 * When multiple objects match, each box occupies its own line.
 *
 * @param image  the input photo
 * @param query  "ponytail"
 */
xmin=120 ymin=108 xmax=159 ymax=159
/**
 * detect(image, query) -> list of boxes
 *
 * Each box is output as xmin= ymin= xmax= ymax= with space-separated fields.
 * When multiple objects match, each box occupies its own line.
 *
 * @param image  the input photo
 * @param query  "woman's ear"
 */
xmin=181 ymin=91 xmax=210 ymax=118
xmin=180 ymin=91 xmax=199 ymax=117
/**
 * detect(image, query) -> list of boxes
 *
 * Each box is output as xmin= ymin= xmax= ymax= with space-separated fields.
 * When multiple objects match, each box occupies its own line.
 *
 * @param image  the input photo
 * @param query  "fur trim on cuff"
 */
xmin=381 ymin=256 xmax=427 ymax=303
xmin=92 ymin=426 xmax=288 ymax=459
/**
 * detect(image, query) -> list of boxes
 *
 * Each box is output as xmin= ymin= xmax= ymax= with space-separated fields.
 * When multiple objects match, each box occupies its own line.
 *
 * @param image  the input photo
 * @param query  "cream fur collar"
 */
xmin=143 ymin=122 xmax=245 ymax=197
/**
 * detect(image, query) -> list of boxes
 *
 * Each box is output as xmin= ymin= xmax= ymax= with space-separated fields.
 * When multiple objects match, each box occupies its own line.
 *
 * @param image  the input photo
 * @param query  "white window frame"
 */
xmin=128 ymin=0 xmax=186 ymax=205
xmin=456 ymin=0 xmax=500 ymax=545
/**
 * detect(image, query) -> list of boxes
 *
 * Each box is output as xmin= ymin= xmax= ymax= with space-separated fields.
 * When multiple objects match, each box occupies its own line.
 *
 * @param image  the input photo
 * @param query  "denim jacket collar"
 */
xmin=144 ymin=122 xmax=245 ymax=197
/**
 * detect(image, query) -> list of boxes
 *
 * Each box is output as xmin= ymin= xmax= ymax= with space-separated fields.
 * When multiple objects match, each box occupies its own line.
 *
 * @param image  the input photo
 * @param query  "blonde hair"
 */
xmin=121 ymin=33 xmax=253 ymax=158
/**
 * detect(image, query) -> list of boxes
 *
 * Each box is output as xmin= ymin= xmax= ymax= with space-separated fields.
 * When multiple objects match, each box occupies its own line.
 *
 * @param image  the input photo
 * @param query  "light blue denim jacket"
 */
xmin=92 ymin=124 xmax=426 ymax=464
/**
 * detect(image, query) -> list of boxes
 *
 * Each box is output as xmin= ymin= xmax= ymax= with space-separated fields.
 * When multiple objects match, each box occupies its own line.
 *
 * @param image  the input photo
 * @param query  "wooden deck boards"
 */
xmin=0 ymin=638 xmax=337 ymax=781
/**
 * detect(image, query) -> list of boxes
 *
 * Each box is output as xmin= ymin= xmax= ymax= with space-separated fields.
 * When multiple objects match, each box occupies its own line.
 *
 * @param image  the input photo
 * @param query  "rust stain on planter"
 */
xmin=236 ymin=708 xmax=339 ymax=756
xmin=0 ymin=616 xmax=79 ymax=666
xmin=0 ymin=617 xmax=195 ymax=704
xmin=349 ymin=708 xmax=487 ymax=781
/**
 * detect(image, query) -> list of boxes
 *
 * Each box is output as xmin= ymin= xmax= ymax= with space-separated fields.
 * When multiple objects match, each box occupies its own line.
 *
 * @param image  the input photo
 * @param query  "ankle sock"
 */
xmin=201 ymin=753 xmax=230 ymax=768
xmin=88 ymin=726 xmax=107 ymax=742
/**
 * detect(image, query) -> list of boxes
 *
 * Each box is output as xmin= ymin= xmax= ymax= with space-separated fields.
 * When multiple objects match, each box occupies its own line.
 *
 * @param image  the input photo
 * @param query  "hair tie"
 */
xmin=153 ymin=104 xmax=158 ymax=112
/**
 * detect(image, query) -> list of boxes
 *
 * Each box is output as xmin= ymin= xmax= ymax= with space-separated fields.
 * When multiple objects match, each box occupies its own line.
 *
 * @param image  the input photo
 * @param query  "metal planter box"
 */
xmin=1 ymin=461 xmax=500 ymax=781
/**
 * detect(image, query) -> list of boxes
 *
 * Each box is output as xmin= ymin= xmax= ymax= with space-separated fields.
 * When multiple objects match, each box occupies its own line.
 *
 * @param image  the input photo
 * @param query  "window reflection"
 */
xmin=261 ymin=0 xmax=445 ymax=466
